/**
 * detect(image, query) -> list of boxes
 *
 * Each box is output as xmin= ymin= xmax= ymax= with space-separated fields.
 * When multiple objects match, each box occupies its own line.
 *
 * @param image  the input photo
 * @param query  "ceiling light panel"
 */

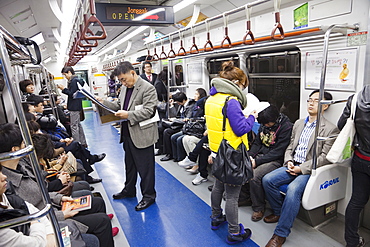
xmin=0 ymin=0 xmax=37 ymax=33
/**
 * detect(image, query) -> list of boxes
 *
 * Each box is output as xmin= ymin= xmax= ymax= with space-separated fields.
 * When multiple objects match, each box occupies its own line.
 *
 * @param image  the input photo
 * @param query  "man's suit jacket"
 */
xmin=140 ymin=73 xmax=157 ymax=85
xmin=284 ymin=116 xmax=340 ymax=175
xmin=104 ymin=77 xmax=159 ymax=148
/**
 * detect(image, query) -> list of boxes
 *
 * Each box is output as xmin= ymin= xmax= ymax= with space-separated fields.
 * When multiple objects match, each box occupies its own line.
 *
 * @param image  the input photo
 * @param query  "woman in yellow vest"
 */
xmin=206 ymin=61 xmax=257 ymax=244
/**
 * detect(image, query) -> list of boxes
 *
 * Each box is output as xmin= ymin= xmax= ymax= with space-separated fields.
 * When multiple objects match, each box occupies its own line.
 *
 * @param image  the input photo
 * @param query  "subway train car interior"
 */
xmin=0 ymin=0 xmax=370 ymax=246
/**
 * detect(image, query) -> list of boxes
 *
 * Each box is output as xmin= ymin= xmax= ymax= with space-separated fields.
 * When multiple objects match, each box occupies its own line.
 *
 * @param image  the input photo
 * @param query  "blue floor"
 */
xmin=82 ymin=110 xmax=259 ymax=247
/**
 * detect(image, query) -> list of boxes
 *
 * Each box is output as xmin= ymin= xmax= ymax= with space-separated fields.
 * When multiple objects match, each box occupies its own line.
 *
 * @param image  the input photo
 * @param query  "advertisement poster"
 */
xmin=187 ymin=63 xmax=203 ymax=84
xmin=305 ymin=48 xmax=357 ymax=91
xmin=294 ymin=3 xmax=308 ymax=29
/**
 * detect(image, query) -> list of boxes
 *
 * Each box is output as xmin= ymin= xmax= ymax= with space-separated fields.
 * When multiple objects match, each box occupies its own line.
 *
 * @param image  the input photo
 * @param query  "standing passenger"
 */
xmin=206 ymin=61 xmax=257 ymax=244
xmin=262 ymin=90 xmax=339 ymax=247
xmin=57 ymin=66 xmax=88 ymax=147
xmin=340 ymin=85 xmax=370 ymax=247
xmin=140 ymin=61 xmax=157 ymax=85
xmin=103 ymin=61 xmax=158 ymax=211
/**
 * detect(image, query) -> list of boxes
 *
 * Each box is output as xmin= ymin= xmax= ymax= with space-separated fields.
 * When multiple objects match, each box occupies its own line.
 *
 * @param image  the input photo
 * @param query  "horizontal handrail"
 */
xmin=320 ymin=99 xmax=348 ymax=105
xmin=316 ymin=135 xmax=339 ymax=141
xmin=0 ymin=204 xmax=51 ymax=230
xmin=0 ymin=145 xmax=33 ymax=162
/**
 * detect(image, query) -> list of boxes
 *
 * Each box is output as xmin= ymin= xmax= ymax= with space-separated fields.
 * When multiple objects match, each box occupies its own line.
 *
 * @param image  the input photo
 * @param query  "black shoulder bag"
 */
xmin=211 ymin=96 xmax=253 ymax=186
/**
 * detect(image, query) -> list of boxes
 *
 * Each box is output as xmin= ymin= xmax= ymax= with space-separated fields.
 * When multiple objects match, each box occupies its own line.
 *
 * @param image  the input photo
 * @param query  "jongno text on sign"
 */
xmin=96 ymin=3 xmax=174 ymax=26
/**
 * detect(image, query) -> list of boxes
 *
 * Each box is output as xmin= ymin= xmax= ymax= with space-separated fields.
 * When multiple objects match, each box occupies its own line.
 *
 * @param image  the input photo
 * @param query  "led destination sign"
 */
xmin=96 ymin=3 xmax=174 ymax=26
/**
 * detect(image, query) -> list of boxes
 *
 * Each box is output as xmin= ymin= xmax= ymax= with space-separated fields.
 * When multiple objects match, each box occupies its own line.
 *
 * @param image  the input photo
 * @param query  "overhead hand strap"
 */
xmin=271 ymin=0 xmax=284 ymax=40
xmin=221 ymin=14 xmax=232 ymax=48
xmin=152 ymin=46 xmax=159 ymax=61
xmin=78 ymin=23 xmax=98 ymax=47
xmin=190 ymin=26 xmax=199 ymax=54
xmin=81 ymin=0 xmax=107 ymax=40
xmin=168 ymin=34 xmax=176 ymax=58
xmin=160 ymin=39 xmax=167 ymax=60
xmin=145 ymin=43 xmax=152 ymax=61
xmin=243 ymin=5 xmax=255 ymax=45
xmin=204 ymin=19 xmax=214 ymax=51
xmin=177 ymin=31 xmax=186 ymax=56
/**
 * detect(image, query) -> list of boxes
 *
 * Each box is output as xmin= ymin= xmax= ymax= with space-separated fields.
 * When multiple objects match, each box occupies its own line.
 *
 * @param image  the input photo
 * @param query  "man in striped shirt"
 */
xmin=262 ymin=90 xmax=340 ymax=247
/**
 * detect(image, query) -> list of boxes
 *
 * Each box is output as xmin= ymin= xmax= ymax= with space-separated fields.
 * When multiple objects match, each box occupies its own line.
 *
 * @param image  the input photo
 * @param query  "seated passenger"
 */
xmin=27 ymin=120 xmax=105 ymax=184
xmin=19 ymin=79 xmax=35 ymax=101
xmin=170 ymin=88 xmax=207 ymax=163
xmin=241 ymin=105 xmax=293 ymax=222
xmin=0 ymin=164 xmax=56 ymax=247
xmin=0 ymin=123 xmax=117 ymax=247
xmin=159 ymin=92 xmax=197 ymax=161
xmin=262 ymin=90 xmax=339 ymax=247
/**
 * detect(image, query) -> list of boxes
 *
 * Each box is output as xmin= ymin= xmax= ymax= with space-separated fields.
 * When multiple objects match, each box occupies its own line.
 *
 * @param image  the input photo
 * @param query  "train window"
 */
xmin=247 ymin=50 xmax=301 ymax=122
xmin=75 ymin=70 xmax=89 ymax=86
xmin=207 ymin=55 xmax=239 ymax=77
xmin=174 ymin=65 xmax=183 ymax=86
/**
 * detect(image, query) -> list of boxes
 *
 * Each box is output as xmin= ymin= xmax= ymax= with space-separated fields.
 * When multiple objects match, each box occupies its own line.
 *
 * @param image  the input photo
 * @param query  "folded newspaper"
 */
xmin=77 ymin=88 xmax=159 ymax=126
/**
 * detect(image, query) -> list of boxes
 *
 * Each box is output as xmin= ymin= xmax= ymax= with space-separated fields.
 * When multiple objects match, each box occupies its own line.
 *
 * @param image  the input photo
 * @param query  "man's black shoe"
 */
xmin=86 ymin=176 xmax=102 ymax=184
xmin=90 ymin=153 xmax=106 ymax=164
xmin=160 ymin=154 xmax=173 ymax=161
xmin=208 ymin=185 xmax=213 ymax=192
xmin=135 ymin=198 xmax=155 ymax=211
xmin=155 ymin=150 xmax=163 ymax=156
xmin=113 ymin=191 xmax=136 ymax=200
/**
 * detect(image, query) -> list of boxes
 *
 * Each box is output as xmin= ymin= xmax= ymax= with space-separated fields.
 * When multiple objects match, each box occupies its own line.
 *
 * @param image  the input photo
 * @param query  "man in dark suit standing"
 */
xmin=140 ymin=61 xmax=157 ymax=85
xmin=103 ymin=61 xmax=159 ymax=211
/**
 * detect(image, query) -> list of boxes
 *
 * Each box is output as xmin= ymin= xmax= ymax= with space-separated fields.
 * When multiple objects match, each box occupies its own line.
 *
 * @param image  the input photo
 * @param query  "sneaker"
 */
xmin=187 ymin=165 xmax=199 ymax=174
xmin=112 ymin=227 xmax=119 ymax=237
xmin=358 ymin=237 xmax=365 ymax=247
xmin=192 ymin=173 xmax=208 ymax=185
xmin=178 ymin=157 xmax=196 ymax=167
xmin=211 ymin=213 xmax=227 ymax=230
xmin=226 ymin=224 xmax=252 ymax=244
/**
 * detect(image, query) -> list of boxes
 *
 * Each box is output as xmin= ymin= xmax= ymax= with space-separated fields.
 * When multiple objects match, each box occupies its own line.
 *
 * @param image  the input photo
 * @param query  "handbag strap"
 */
xmin=350 ymin=93 xmax=358 ymax=120
xmin=221 ymin=96 xmax=231 ymax=133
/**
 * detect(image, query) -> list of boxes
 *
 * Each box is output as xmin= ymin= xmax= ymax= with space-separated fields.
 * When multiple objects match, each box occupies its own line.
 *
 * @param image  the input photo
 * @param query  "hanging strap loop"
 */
xmin=204 ymin=19 xmax=214 ymax=51
xmin=221 ymin=14 xmax=232 ymax=48
xmin=271 ymin=0 xmax=284 ymax=40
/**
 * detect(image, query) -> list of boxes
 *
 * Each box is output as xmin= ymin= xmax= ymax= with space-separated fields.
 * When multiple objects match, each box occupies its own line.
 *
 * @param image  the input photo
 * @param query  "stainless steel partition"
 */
xmin=0 ymin=25 xmax=63 ymax=246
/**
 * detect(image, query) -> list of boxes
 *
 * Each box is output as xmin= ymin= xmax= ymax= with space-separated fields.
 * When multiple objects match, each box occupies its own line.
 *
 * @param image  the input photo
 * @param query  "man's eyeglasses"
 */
xmin=307 ymin=98 xmax=319 ymax=104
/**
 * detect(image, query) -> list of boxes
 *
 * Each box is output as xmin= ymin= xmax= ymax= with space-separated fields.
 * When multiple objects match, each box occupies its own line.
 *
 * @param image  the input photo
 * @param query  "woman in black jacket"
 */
xmin=339 ymin=85 xmax=370 ymax=247
xmin=241 ymin=105 xmax=293 ymax=222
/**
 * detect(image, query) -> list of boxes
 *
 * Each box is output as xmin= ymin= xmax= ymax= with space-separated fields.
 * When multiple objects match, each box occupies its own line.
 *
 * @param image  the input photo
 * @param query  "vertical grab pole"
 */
xmin=0 ymin=33 xmax=63 ymax=246
xmin=311 ymin=24 xmax=359 ymax=176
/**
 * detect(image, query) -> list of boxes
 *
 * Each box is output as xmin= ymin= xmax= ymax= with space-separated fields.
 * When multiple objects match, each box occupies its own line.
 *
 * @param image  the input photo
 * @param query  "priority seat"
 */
xmin=278 ymin=163 xmax=350 ymax=226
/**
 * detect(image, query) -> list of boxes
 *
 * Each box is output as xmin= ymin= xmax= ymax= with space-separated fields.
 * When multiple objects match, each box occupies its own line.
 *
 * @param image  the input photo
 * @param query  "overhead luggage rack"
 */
xmin=0 ymin=26 xmax=63 ymax=246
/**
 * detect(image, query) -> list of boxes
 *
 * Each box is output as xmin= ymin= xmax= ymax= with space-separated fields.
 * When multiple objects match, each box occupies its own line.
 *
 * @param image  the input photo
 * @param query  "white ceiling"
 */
xmin=0 ymin=0 xmax=262 ymax=65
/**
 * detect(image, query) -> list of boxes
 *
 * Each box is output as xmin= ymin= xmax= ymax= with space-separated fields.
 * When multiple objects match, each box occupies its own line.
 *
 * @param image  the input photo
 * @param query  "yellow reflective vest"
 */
xmin=205 ymin=93 xmax=249 ymax=153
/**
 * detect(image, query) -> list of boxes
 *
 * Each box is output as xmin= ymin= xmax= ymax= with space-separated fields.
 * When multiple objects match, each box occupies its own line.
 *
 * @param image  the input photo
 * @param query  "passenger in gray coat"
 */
xmin=103 ymin=61 xmax=159 ymax=211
